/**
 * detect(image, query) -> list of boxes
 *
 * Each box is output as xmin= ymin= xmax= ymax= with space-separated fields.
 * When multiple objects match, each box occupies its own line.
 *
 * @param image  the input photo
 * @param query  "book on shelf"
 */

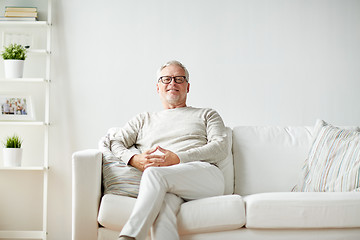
xmin=1 ymin=6 xmax=38 ymax=21
xmin=5 ymin=11 xmax=37 ymax=18
xmin=5 ymin=7 xmax=37 ymax=12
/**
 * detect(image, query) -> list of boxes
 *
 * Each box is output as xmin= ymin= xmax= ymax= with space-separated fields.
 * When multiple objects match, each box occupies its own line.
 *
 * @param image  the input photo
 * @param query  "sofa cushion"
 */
xmin=232 ymin=126 xmax=312 ymax=195
xmin=244 ymin=192 xmax=360 ymax=229
xmin=98 ymin=194 xmax=245 ymax=234
xmin=98 ymin=194 xmax=136 ymax=231
xmin=100 ymin=130 xmax=142 ymax=198
xmin=177 ymin=195 xmax=245 ymax=235
xmin=294 ymin=120 xmax=360 ymax=192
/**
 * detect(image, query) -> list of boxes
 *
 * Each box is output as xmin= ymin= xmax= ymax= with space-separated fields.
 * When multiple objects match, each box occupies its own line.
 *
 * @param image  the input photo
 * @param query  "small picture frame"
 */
xmin=0 ymin=95 xmax=34 ymax=121
xmin=2 ymin=32 xmax=34 ymax=49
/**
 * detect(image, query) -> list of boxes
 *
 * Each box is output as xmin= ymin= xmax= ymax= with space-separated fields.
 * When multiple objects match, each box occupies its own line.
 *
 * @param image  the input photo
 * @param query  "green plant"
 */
xmin=1 ymin=43 xmax=27 ymax=60
xmin=2 ymin=134 xmax=23 ymax=148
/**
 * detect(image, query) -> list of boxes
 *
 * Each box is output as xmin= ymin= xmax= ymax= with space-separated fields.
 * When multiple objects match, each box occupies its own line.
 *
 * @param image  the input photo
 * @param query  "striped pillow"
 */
xmin=295 ymin=120 xmax=360 ymax=192
xmin=99 ymin=133 xmax=142 ymax=198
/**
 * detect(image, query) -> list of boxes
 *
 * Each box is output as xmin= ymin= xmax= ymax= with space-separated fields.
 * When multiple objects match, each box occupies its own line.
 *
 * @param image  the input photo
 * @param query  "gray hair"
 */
xmin=157 ymin=60 xmax=189 ymax=82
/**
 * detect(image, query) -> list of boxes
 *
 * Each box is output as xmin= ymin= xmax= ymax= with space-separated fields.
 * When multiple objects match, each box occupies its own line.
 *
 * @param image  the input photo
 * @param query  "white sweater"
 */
xmin=109 ymin=107 xmax=228 ymax=165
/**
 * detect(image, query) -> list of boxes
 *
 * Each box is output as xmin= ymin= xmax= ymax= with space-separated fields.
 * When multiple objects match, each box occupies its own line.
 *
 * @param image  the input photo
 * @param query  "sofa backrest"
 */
xmin=232 ymin=126 xmax=313 ymax=196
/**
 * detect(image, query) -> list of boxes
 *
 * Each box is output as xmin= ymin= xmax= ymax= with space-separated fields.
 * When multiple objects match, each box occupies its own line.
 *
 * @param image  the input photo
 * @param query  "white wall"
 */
xmin=48 ymin=0 xmax=360 ymax=239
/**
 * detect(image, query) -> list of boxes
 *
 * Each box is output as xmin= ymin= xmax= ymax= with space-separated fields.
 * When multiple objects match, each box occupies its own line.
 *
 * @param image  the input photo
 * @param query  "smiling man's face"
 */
xmin=157 ymin=64 xmax=190 ymax=109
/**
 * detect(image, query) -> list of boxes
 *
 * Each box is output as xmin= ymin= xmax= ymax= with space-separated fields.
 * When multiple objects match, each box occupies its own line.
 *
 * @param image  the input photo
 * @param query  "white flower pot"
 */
xmin=4 ymin=59 xmax=25 ymax=78
xmin=3 ymin=148 xmax=23 ymax=167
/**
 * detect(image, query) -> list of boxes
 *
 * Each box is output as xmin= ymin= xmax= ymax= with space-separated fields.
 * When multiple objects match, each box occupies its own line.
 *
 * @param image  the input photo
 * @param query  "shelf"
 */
xmin=0 ymin=121 xmax=47 ymax=126
xmin=0 ymin=21 xmax=49 ymax=26
xmin=0 ymin=49 xmax=50 ymax=54
xmin=0 ymin=230 xmax=46 ymax=239
xmin=0 ymin=78 xmax=48 ymax=83
xmin=29 ymin=49 xmax=51 ymax=54
xmin=0 ymin=166 xmax=47 ymax=171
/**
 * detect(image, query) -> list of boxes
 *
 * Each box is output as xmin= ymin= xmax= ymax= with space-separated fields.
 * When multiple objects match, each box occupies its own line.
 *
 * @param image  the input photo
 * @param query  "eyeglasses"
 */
xmin=158 ymin=76 xmax=188 ymax=84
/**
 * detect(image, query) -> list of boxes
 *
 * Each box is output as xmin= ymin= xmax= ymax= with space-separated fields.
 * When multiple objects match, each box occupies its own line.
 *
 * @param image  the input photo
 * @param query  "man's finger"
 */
xmin=144 ymin=162 xmax=161 ymax=169
xmin=145 ymin=147 xmax=158 ymax=154
xmin=146 ymin=155 xmax=165 ymax=162
xmin=157 ymin=146 xmax=168 ymax=153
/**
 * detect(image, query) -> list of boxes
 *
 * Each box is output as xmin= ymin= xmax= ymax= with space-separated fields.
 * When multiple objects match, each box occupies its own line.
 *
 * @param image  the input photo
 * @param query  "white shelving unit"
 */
xmin=0 ymin=0 xmax=51 ymax=239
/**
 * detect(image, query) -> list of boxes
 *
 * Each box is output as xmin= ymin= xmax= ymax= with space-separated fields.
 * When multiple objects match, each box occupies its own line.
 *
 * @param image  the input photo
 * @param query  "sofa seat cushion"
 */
xmin=98 ymin=194 xmax=245 ymax=234
xmin=244 ymin=192 xmax=360 ymax=229
xmin=177 ymin=194 xmax=245 ymax=235
xmin=98 ymin=194 xmax=136 ymax=231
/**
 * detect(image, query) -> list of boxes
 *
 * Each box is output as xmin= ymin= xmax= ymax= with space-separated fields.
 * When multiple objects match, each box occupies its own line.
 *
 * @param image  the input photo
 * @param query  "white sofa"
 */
xmin=72 ymin=126 xmax=360 ymax=240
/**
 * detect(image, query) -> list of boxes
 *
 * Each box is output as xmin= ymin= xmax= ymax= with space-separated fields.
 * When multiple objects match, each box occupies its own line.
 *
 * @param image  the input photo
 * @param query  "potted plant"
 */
xmin=2 ymin=134 xmax=23 ymax=167
xmin=1 ymin=43 xmax=27 ymax=78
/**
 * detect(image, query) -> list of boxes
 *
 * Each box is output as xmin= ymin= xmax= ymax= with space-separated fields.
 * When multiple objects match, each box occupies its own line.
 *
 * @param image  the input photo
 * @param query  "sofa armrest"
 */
xmin=72 ymin=149 xmax=102 ymax=240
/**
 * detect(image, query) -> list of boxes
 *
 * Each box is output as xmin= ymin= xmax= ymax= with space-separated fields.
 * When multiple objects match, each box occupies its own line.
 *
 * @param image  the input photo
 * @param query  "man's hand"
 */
xmin=128 ymin=147 xmax=161 ymax=172
xmin=128 ymin=146 xmax=180 ymax=171
xmin=153 ymin=146 xmax=180 ymax=168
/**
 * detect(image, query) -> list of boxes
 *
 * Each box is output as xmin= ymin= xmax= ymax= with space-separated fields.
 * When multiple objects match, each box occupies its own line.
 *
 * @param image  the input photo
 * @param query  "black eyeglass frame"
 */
xmin=158 ymin=76 xmax=188 ymax=84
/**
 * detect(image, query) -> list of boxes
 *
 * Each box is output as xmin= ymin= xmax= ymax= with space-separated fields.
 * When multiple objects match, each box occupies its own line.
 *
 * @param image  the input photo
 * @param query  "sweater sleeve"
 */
xmin=109 ymin=113 xmax=145 ymax=165
xmin=176 ymin=109 xmax=228 ymax=165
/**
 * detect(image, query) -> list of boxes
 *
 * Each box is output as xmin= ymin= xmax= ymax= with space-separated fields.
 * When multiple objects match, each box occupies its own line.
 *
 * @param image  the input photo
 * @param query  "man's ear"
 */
xmin=156 ymin=83 xmax=160 ymax=93
xmin=187 ymin=83 xmax=190 ymax=93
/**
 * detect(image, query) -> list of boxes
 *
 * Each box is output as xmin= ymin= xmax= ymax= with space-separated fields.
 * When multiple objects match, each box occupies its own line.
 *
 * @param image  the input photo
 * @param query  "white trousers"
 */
xmin=119 ymin=161 xmax=225 ymax=240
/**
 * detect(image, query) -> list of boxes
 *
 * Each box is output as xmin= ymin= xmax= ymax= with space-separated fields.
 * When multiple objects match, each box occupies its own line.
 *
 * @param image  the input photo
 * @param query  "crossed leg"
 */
xmin=119 ymin=161 xmax=225 ymax=240
xmin=151 ymin=193 xmax=184 ymax=240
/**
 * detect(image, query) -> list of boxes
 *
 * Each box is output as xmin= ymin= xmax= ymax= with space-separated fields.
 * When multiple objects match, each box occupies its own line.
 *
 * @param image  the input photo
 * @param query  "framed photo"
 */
xmin=0 ymin=95 xmax=34 ymax=121
xmin=2 ymin=32 xmax=33 ymax=49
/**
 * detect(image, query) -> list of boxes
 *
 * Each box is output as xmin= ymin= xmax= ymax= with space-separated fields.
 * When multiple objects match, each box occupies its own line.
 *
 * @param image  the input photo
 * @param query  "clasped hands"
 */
xmin=129 ymin=146 xmax=180 ymax=172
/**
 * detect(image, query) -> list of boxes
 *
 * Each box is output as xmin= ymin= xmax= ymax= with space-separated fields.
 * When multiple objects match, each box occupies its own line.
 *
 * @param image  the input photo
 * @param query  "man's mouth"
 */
xmin=167 ymin=89 xmax=179 ymax=92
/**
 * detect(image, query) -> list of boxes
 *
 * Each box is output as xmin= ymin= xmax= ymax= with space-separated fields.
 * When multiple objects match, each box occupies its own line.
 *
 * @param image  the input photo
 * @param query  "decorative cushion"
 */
xmin=294 ymin=120 xmax=360 ymax=192
xmin=99 ymin=130 xmax=142 ymax=198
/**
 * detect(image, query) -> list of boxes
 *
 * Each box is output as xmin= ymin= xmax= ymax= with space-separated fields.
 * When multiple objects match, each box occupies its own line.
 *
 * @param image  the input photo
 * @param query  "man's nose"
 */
xmin=169 ymin=78 xmax=177 ymax=85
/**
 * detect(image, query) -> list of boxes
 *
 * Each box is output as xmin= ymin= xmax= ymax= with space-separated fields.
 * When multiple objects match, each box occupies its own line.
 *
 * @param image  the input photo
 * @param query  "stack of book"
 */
xmin=1 ymin=7 xmax=37 ymax=21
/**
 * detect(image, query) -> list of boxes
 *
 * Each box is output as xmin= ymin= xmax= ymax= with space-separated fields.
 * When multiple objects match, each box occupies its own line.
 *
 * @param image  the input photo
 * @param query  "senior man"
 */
xmin=112 ymin=60 xmax=228 ymax=240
